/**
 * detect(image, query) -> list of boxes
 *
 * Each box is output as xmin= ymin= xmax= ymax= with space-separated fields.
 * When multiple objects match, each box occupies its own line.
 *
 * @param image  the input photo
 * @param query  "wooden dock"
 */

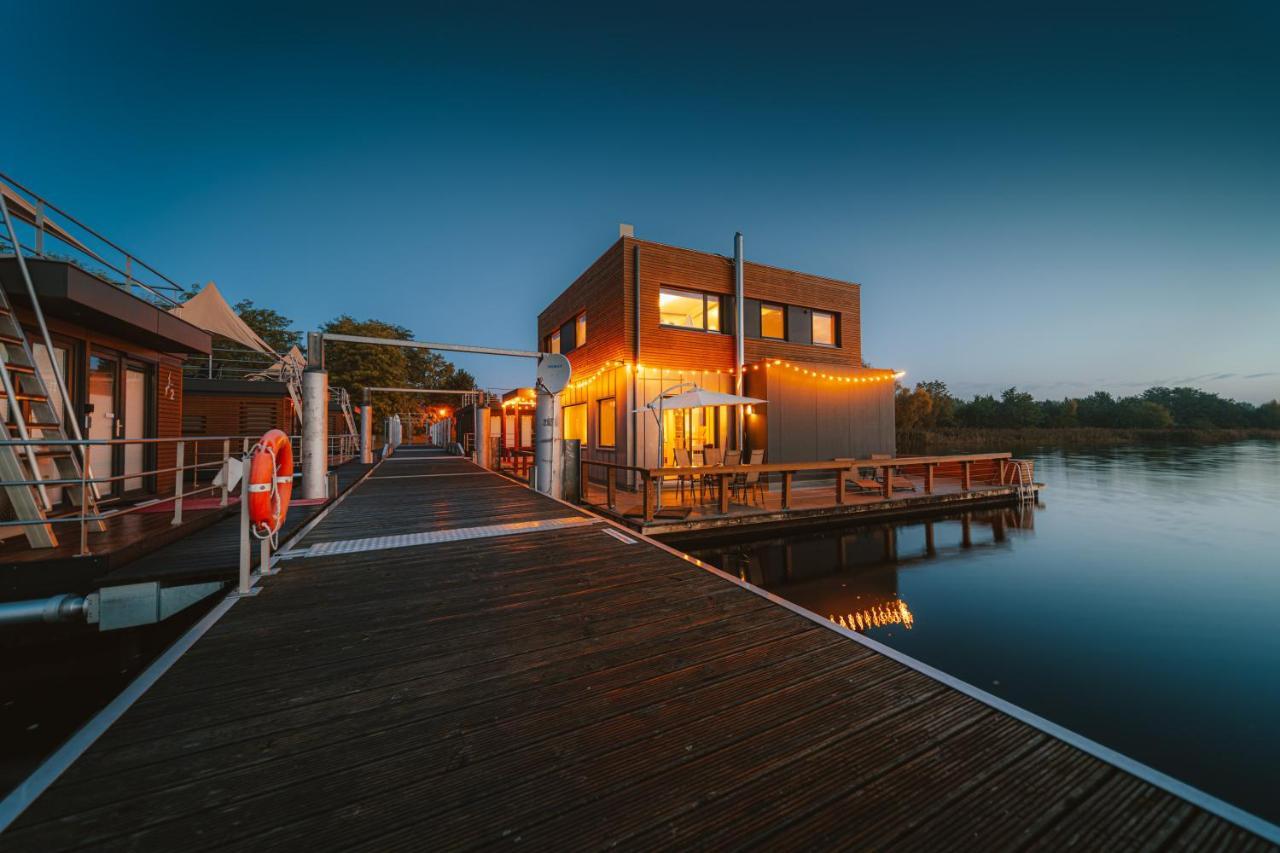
xmin=2 ymin=448 xmax=1275 ymax=850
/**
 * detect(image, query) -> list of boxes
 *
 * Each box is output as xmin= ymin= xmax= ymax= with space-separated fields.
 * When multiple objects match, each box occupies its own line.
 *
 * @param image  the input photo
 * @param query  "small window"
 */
xmin=598 ymin=398 xmax=616 ymax=448
xmin=549 ymin=330 xmax=561 ymax=354
xmin=576 ymin=313 xmax=587 ymax=345
xmin=812 ymin=311 xmax=836 ymax=347
xmin=706 ymin=298 xmax=721 ymax=332
xmin=760 ymin=304 xmax=785 ymax=339
xmin=563 ymin=403 xmax=587 ymax=444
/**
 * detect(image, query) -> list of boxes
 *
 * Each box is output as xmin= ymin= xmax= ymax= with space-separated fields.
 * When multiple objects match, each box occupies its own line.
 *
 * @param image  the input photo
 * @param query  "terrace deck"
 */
xmin=591 ymin=471 xmax=1036 ymax=537
xmin=2 ymin=448 xmax=1273 ymax=850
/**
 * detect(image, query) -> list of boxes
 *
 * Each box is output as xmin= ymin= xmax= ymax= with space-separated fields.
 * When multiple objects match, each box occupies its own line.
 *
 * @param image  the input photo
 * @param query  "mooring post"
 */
xmin=301 ymin=367 xmax=329 ymax=499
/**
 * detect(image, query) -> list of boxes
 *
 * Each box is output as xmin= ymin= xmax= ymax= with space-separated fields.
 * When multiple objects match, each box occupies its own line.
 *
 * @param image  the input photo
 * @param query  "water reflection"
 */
xmin=694 ymin=506 xmax=1036 ymax=635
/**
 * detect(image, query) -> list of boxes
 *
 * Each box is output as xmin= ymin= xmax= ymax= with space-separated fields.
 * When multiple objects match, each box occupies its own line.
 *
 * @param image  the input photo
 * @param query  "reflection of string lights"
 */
xmin=560 ymin=358 xmax=904 ymax=391
xmin=830 ymin=599 xmax=914 ymax=632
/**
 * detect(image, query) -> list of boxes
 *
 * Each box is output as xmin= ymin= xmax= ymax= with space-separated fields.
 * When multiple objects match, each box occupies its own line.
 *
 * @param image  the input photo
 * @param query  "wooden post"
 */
xmin=642 ymin=473 xmax=654 ymax=522
xmin=962 ymin=460 xmax=972 ymax=491
xmin=580 ymin=457 xmax=589 ymax=504
xmin=836 ymin=469 xmax=846 ymax=505
xmin=719 ymin=473 xmax=730 ymax=514
xmin=925 ymin=464 xmax=935 ymax=494
xmin=881 ymin=465 xmax=892 ymax=499
xmin=782 ymin=471 xmax=793 ymax=509
xmin=997 ymin=458 xmax=1006 ymax=484
xmin=606 ymin=466 xmax=617 ymax=509
xmin=171 ymin=441 xmax=185 ymax=526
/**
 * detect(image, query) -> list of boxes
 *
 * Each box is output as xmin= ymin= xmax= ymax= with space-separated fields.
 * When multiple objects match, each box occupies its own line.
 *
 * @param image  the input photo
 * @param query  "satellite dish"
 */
xmin=536 ymin=352 xmax=572 ymax=394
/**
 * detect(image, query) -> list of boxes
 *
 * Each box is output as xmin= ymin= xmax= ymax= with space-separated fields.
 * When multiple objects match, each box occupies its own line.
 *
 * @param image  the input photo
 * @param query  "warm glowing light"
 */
xmin=829 ymin=598 xmax=914 ymax=632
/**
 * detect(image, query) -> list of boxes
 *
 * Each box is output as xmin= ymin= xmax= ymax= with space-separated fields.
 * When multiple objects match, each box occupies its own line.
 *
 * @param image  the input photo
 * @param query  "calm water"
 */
xmin=688 ymin=441 xmax=1280 ymax=823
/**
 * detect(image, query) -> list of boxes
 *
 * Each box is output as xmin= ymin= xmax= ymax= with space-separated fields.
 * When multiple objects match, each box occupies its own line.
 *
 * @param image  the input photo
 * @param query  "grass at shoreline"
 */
xmin=898 ymin=427 xmax=1280 ymax=454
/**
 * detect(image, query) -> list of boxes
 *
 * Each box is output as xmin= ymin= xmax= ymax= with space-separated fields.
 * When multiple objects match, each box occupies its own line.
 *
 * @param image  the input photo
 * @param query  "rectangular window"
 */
xmin=659 ymin=287 xmax=725 ymax=333
xmin=597 ymin=398 xmax=616 ymax=448
xmin=549 ymin=329 xmax=561 ymax=354
xmin=576 ymin=313 xmax=587 ymax=345
xmin=812 ymin=311 xmax=836 ymax=346
xmin=760 ymin=304 xmax=785 ymax=339
xmin=563 ymin=403 xmax=587 ymax=444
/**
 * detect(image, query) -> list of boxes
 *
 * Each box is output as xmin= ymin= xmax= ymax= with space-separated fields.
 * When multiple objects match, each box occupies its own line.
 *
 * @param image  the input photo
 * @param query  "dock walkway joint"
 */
xmin=3 ymin=447 xmax=1276 ymax=850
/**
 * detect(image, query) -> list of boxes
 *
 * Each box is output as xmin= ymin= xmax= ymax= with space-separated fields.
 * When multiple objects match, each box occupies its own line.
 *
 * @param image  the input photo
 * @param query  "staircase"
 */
xmin=0 ymin=260 xmax=100 ymax=548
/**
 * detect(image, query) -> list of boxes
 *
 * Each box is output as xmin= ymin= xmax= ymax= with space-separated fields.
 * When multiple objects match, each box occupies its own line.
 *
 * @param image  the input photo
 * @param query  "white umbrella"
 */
xmin=635 ymin=383 xmax=767 ymax=510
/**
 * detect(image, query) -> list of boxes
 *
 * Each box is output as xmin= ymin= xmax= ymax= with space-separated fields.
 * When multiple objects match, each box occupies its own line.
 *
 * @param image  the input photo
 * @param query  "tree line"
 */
xmin=896 ymin=381 xmax=1280 ymax=431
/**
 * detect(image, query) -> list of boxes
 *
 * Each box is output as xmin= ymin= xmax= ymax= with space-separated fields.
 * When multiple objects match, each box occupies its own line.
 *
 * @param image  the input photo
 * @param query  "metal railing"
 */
xmin=0 ymin=170 xmax=190 ymax=307
xmin=0 ymin=431 xmax=361 ymax=555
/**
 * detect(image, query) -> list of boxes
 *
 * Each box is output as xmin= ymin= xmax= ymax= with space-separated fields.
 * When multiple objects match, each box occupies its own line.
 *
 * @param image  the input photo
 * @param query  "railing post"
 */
xmin=925 ymin=464 xmax=935 ymax=494
xmin=78 ymin=451 xmax=90 ymax=557
xmin=782 ymin=471 xmax=793 ymax=509
xmin=961 ymin=460 xmax=972 ymax=491
xmin=580 ymin=457 xmax=589 ymax=504
xmin=606 ymin=466 xmax=617 ymax=509
xmin=719 ymin=473 xmax=730 ymax=514
xmin=237 ymin=454 xmax=252 ymax=595
xmin=881 ymin=465 xmax=892 ymax=499
xmin=171 ymin=441 xmax=184 ymax=526
xmin=220 ymin=439 xmax=231 ymax=507
xmin=642 ymin=473 xmax=654 ymax=522
xmin=836 ymin=468 xmax=846 ymax=505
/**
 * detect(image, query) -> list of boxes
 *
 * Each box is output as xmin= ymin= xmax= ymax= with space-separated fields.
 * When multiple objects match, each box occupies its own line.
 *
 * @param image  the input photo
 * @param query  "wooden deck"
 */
xmin=2 ymin=448 xmax=1274 ymax=850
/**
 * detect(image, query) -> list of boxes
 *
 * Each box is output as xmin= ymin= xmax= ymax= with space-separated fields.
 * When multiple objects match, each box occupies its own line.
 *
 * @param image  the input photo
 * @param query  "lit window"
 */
xmin=563 ymin=403 xmax=587 ymax=444
xmin=812 ymin=311 xmax=836 ymax=346
xmin=598 ymin=398 xmax=616 ymax=448
xmin=549 ymin=330 xmax=561 ymax=354
xmin=576 ymin=313 xmax=587 ymax=345
xmin=761 ymin=304 xmax=785 ymax=339
xmin=659 ymin=287 xmax=705 ymax=329
xmin=706 ymin=297 xmax=721 ymax=332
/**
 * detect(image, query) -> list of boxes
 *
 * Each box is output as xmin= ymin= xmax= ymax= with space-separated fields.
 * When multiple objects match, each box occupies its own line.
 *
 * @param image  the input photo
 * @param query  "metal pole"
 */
xmin=360 ymin=400 xmax=373 ymax=464
xmin=734 ymin=232 xmax=745 ymax=450
xmin=34 ymin=199 xmax=44 ymax=256
xmin=301 ymin=367 xmax=328 ymax=499
xmin=533 ymin=385 xmax=562 ymax=497
xmin=219 ymin=439 xmax=230 ymax=507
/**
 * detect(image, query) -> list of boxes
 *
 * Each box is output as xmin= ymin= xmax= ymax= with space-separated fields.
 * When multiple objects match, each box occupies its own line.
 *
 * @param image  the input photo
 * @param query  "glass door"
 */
xmin=87 ymin=353 xmax=118 ymax=498
xmin=122 ymin=364 xmax=150 ymax=493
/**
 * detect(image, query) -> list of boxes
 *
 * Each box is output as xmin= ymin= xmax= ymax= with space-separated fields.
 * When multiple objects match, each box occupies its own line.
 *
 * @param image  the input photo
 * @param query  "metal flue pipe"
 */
xmin=734 ymin=232 xmax=745 ymax=450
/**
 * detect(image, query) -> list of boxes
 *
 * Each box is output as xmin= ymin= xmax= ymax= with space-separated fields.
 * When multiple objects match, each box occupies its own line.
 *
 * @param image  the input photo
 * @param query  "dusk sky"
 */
xmin=5 ymin=2 xmax=1277 ymax=401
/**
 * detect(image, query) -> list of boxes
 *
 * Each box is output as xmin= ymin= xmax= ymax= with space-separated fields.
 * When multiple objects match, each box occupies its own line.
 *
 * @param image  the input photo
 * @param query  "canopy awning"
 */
xmin=168 ymin=281 xmax=277 ymax=355
xmin=254 ymin=344 xmax=305 ymax=379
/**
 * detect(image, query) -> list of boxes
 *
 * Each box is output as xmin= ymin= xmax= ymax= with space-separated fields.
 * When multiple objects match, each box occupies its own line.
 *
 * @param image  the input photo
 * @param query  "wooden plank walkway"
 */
xmin=2 ymin=448 xmax=1275 ymax=850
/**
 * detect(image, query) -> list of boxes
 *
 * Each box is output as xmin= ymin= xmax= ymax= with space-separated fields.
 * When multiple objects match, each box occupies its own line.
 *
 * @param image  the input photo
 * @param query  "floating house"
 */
xmin=536 ymin=229 xmax=897 ymax=484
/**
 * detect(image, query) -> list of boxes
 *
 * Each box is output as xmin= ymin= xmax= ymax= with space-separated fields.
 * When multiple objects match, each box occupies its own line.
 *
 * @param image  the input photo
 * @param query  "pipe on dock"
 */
xmin=0 ymin=594 xmax=86 ymax=627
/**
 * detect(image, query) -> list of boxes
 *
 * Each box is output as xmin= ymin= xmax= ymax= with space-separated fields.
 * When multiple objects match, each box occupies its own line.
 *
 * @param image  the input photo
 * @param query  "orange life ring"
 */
xmin=247 ymin=429 xmax=293 ymax=537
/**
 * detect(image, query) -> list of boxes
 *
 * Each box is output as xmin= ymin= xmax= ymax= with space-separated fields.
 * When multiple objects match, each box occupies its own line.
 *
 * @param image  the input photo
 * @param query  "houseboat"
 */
xmin=537 ymin=227 xmax=898 ymax=487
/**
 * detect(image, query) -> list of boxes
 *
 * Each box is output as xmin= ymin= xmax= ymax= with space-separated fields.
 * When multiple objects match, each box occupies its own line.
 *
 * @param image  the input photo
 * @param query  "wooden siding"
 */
xmin=536 ymin=240 xmax=629 ymax=377
xmin=744 ymin=366 xmax=895 ymax=463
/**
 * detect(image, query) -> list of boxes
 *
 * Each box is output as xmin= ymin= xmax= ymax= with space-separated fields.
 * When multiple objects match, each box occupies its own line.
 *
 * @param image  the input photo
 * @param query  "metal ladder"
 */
xmin=1007 ymin=458 xmax=1035 ymax=503
xmin=332 ymin=386 xmax=357 ymax=437
xmin=0 ymin=197 xmax=102 ymax=547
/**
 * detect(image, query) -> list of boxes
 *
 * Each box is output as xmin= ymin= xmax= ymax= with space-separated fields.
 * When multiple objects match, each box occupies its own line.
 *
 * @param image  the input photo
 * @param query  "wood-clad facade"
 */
xmin=536 ymin=236 xmax=895 ymax=483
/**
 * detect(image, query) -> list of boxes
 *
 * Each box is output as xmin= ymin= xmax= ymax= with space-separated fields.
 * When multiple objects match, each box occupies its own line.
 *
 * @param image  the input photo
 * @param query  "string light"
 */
xmin=554 ymin=357 xmax=902 ymax=392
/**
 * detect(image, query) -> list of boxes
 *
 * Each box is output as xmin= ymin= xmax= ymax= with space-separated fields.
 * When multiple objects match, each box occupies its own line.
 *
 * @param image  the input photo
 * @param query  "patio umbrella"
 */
xmin=635 ymin=383 xmax=767 ymax=509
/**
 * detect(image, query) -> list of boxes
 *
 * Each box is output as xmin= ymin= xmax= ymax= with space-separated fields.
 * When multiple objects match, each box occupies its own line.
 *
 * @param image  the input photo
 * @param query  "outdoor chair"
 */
xmin=722 ymin=449 xmax=741 ymax=467
xmin=671 ymin=447 xmax=698 ymax=502
xmin=700 ymin=445 xmax=722 ymax=496
xmin=731 ymin=449 xmax=766 ymax=505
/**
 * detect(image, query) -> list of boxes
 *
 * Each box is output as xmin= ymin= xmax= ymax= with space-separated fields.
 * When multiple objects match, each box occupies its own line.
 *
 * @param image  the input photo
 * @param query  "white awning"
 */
xmin=169 ymin=281 xmax=277 ymax=355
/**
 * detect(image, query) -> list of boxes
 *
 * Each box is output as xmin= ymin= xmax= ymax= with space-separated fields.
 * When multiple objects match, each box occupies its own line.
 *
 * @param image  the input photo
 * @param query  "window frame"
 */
xmin=659 ymin=286 xmax=725 ymax=334
xmin=760 ymin=303 xmax=786 ymax=340
xmin=597 ymin=397 xmax=616 ymax=449
xmin=549 ymin=329 xmax=561 ymax=354
xmin=576 ymin=313 xmax=587 ymax=346
xmin=811 ymin=310 xmax=837 ymax=347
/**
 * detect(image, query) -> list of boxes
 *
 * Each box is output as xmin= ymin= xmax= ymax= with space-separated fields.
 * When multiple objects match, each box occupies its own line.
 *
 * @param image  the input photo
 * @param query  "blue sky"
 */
xmin=4 ymin=1 xmax=1277 ymax=401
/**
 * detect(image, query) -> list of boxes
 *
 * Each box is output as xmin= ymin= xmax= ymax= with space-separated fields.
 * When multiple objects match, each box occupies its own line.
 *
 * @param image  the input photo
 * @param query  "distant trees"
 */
xmin=320 ymin=315 xmax=476 ymax=419
xmin=895 ymin=380 xmax=1278 ymax=433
